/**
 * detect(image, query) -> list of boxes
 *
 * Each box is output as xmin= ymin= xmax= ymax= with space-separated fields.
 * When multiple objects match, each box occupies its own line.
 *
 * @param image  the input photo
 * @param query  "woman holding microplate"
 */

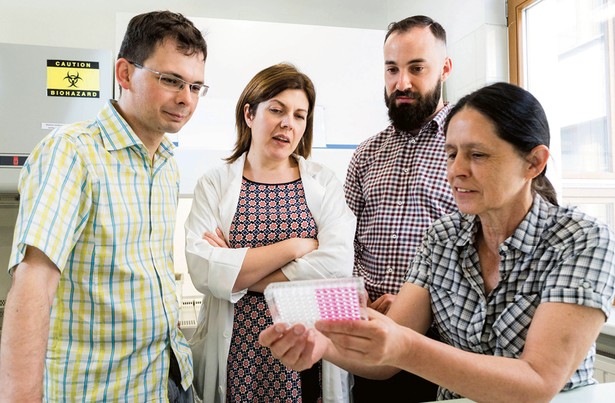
xmin=259 ymin=82 xmax=615 ymax=402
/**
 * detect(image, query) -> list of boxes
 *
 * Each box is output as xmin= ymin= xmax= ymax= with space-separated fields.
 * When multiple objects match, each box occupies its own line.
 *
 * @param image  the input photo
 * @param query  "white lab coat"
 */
xmin=185 ymin=153 xmax=356 ymax=403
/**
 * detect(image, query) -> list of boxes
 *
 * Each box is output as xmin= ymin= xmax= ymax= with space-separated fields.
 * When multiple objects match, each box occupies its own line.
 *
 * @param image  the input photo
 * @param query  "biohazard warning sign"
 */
xmin=46 ymin=59 xmax=101 ymax=98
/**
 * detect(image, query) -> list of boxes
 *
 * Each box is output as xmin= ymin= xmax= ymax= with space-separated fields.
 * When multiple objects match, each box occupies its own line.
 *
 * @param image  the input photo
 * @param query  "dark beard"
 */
xmin=385 ymin=79 xmax=442 ymax=132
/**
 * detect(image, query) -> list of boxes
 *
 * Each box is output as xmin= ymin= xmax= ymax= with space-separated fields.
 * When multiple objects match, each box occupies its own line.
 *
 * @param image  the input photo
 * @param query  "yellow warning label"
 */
xmin=47 ymin=59 xmax=101 ymax=98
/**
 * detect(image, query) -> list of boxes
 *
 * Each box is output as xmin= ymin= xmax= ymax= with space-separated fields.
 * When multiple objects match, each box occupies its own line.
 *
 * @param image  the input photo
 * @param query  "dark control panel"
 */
xmin=0 ymin=155 xmax=28 ymax=167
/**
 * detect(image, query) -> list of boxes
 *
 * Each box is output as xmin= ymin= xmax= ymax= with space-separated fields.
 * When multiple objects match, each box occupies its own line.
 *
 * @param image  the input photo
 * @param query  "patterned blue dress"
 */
xmin=225 ymin=177 xmax=322 ymax=403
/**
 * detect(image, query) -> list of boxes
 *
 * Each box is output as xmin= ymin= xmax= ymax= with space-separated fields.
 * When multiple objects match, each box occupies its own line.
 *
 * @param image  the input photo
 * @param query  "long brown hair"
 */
xmin=226 ymin=63 xmax=316 ymax=163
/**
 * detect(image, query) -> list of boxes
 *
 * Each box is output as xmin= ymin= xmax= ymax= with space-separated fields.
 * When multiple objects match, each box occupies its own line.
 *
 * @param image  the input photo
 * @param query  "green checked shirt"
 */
xmin=9 ymin=100 xmax=192 ymax=402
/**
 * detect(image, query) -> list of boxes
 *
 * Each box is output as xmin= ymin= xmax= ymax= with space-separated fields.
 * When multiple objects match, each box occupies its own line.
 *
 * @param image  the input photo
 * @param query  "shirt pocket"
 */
xmin=492 ymin=293 xmax=540 ymax=357
xmin=430 ymin=287 xmax=458 ymax=344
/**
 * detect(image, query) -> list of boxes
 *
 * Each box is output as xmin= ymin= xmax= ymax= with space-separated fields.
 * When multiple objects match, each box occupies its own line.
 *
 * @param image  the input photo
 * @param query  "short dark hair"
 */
xmin=445 ymin=82 xmax=558 ymax=205
xmin=226 ymin=63 xmax=316 ymax=164
xmin=118 ymin=10 xmax=207 ymax=64
xmin=385 ymin=15 xmax=447 ymax=44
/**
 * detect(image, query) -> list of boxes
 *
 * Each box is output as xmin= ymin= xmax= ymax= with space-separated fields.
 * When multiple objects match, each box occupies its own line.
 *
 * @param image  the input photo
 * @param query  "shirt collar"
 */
xmin=96 ymin=100 xmax=175 ymax=159
xmin=502 ymin=194 xmax=548 ymax=255
xmin=454 ymin=193 xmax=548 ymax=255
xmin=429 ymin=102 xmax=452 ymax=135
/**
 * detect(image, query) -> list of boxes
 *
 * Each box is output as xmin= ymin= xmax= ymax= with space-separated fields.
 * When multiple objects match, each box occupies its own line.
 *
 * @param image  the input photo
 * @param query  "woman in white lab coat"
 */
xmin=185 ymin=63 xmax=356 ymax=403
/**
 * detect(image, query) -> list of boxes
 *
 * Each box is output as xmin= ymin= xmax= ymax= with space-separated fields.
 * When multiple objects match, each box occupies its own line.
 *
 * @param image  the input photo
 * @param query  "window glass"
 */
xmin=521 ymin=0 xmax=615 ymax=229
xmin=524 ymin=0 xmax=613 ymax=176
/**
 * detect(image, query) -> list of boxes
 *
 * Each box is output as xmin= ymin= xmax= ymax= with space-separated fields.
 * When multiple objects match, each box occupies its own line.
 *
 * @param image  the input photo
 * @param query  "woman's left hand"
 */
xmin=203 ymin=227 xmax=230 ymax=248
xmin=315 ymin=307 xmax=413 ymax=368
xmin=259 ymin=323 xmax=328 ymax=371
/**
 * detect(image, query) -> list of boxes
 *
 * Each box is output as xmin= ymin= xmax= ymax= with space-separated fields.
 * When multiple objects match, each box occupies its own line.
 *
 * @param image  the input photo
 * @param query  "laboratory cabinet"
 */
xmin=596 ymin=321 xmax=615 ymax=383
xmin=595 ymin=354 xmax=615 ymax=383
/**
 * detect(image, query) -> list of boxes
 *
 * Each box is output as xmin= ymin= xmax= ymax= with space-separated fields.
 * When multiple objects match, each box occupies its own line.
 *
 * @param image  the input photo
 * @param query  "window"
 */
xmin=508 ymin=0 xmax=615 ymax=228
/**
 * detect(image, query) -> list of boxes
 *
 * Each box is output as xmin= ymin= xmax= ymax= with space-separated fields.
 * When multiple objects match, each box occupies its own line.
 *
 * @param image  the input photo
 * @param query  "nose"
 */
xmin=280 ymin=113 xmax=294 ymax=131
xmin=447 ymin=154 xmax=468 ymax=178
xmin=175 ymin=84 xmax=196 ymax=106
xmin=396 ymin=70 xmax=412 ymax=92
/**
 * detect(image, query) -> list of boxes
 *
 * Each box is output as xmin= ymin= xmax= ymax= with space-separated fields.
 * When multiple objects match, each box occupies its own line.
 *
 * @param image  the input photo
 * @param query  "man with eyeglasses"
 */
xmin=0 ymin=11 xmax=207 ymax=402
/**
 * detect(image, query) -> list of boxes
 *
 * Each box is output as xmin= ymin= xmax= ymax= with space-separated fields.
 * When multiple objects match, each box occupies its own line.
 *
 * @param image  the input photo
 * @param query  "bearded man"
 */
xmin=343 ymin=15 xmax=458 ymax=403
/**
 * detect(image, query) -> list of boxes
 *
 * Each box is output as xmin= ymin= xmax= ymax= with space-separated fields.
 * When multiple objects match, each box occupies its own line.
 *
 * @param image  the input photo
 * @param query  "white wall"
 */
xmin=0 ymin=0 xmax=389 ymax=49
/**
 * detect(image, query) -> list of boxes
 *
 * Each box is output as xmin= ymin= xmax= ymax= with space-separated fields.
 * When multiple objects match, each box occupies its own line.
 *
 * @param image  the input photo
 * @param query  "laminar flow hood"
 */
xmin=0 ymin=43 xmax=114 ymax=193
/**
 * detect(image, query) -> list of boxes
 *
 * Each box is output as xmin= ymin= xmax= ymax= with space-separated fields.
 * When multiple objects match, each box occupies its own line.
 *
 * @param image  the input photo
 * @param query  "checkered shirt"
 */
xmin=408 ymin=194 xmax=615 ymax=400
xmin=9 ymin=100 xmax=192 ymax=401
xmin=344 ymin=104 xmax=457 ymax=301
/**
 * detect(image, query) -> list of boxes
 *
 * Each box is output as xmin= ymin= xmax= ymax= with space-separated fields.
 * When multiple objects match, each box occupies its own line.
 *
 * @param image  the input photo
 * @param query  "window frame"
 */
xmin=507 ymin=0 xmax=539 ymax=86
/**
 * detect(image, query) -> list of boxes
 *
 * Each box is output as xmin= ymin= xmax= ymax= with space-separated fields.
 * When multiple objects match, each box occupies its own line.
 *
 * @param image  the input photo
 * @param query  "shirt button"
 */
xmin=391 ymin=234 xmax=398 ymax=239
xmin=403 ymin=168 xmax=410 ymax=174
xmin=387 ymin=267 xmax=394 ymax=273
xmin=223 ymin=330 xmax=231 ymax=338
xmin=398 ymin=200 xmax=403 ymax=206
xmin=581 ymin=281 xmax=592 ymax=289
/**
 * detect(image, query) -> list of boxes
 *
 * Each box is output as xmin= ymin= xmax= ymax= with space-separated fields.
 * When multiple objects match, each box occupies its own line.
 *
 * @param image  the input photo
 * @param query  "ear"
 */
xmin=441 ymin=56 xmax=452 ymax=82
xmin=526 ymin=145 xmax=550 ymax=180
xmin=115 ymin=58 xmax=132 ymax=91
xmin=243 ymin=103 xmax=253 ymax=128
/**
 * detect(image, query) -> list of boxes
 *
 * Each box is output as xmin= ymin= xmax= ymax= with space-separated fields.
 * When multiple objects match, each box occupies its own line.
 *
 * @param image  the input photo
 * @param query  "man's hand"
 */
xmin=369 ymin=293 xmax=396 ymax=314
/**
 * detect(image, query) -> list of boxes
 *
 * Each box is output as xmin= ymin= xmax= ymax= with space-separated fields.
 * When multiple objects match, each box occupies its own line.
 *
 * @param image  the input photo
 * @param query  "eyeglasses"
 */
xmin=129 ymin=61 xmax=209 ymax=97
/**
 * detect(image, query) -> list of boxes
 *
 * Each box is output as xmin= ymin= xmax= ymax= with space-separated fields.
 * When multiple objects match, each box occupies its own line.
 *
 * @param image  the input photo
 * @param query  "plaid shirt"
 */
xmin=9 ymin=101 xmax=192 ymax=401
xmin=344 ymin=104 xmax=457 ymax=301
xmin=408 ymin=194 xmax=615 ymax=400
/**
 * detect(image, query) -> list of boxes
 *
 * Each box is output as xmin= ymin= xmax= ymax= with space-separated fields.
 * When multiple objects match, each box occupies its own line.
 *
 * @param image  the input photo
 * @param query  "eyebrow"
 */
xmin=269 ymin=99 xmax=308 ymax=114
xmin=385 ymin=57 xmax=428 ymax=66
xmin=161 ymin=70 xmax=204 ymax=85
xmin=444 ymin=142 xmax=487 ymax=150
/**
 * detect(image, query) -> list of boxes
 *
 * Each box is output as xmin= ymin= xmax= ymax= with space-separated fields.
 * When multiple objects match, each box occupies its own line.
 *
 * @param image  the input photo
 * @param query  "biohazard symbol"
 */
xmin=63 ymin=71 xmax=83 ymax=88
